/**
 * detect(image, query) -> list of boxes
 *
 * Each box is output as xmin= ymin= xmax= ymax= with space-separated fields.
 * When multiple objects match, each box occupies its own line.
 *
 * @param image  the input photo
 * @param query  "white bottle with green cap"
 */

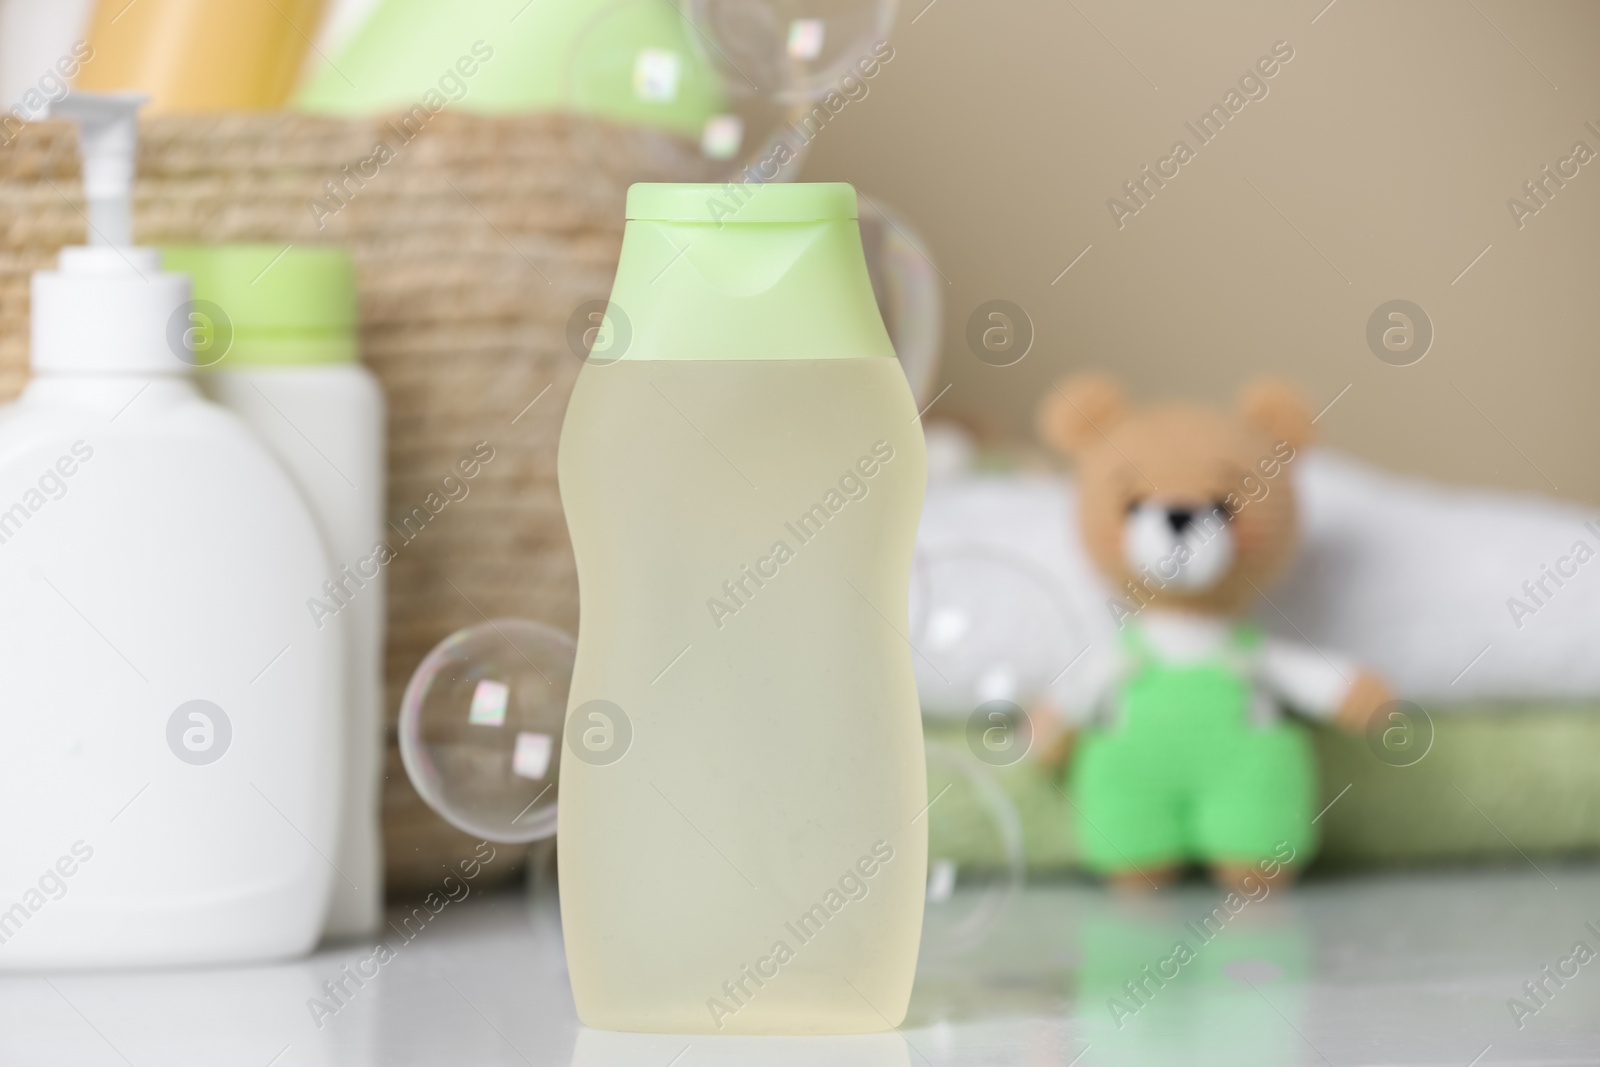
xmin=557 ymin=182 xmax=928 ymax=1033
xmin=0 ymin=94 xmax=344 ymax=967
xmin=160 ymin=243 xmax=387 ymax=939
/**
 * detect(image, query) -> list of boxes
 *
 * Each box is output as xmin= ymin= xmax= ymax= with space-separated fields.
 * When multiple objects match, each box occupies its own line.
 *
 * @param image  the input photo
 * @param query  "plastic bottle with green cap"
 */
xmin=556 ymin=182 xmax=927 ymax=1033
xmin=161 ymin=243 xmax=387 ymax=941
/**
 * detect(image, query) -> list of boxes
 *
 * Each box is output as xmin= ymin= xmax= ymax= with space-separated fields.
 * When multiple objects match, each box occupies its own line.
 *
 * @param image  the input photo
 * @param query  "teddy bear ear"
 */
xmin=1239 ymin=378 xmax=1315 ymax=451
xmin=1037 ymin=374 xmax=1128 ymax=457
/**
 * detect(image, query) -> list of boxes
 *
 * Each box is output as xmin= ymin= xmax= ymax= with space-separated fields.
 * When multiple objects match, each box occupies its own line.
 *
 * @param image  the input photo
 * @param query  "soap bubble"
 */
xmin=686 ymin=0 xmax=897 ymax=103
xmin=556 ymin=0 xmax=750 ymax=171
xmin=909 ymin=545 xmax=1090 ymax=714
xmin=561 ymin=0 xmax=729 ymax=143
xmin=560 ymin=1 xmax=896 ymax=178
xmin=921 ymin=741 xmax=1025 ymax=960
xmin=964 ymin=698 xmax=1032 ymax=767
xmin=398 ymin=619 xmax=575 ymax=843
xmin=698 ymin=94 xmax=810 ymax=178
xmin=857 ymin=194 xmax=943 ymax=405
xmin=561 ymin=0 xmax=817 ymax=177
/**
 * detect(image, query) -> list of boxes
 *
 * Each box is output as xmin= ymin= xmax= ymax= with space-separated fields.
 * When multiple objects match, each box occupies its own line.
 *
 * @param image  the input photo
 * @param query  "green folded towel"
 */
xmin=923 ymin=704 xmax=1600 ymax=872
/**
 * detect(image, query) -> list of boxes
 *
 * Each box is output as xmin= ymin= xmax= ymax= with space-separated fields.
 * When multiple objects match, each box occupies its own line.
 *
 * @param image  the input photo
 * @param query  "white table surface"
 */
xmin=4 ymin=864 xmax=1598 ymax=1066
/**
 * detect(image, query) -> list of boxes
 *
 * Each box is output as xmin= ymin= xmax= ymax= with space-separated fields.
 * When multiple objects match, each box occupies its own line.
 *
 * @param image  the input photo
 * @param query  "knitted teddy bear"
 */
xmin=1034 ymin=374 xmax=1391 ymax=891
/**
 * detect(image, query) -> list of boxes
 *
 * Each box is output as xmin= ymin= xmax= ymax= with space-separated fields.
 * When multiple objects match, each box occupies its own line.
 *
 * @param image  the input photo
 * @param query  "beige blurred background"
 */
xmin=807 ymin=0 xmax=1600 ymax=503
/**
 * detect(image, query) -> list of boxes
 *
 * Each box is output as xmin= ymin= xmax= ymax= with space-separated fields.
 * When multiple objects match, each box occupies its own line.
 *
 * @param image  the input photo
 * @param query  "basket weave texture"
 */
xmin=0 ymin=112 xmax=716 ymax=895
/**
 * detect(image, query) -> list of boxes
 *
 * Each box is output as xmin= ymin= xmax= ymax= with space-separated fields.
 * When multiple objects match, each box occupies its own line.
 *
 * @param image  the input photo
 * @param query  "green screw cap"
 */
xmin=160 ymin=244 xmax=358 ymax=366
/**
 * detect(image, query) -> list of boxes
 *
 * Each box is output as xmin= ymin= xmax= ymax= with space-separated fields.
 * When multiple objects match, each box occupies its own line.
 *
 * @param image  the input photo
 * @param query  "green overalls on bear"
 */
xmin=1071 ymin=622 xmax=1318 ymax=873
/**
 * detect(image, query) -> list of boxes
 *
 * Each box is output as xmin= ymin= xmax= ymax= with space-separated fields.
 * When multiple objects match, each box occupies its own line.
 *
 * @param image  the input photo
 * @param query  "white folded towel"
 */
xmin=911 ymin=448 xmax=1600 ymax=714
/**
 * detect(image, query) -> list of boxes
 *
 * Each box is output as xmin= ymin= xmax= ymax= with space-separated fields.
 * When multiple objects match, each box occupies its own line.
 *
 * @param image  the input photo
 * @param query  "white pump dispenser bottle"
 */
xmin=0 ymin=94 xmax=345 ymax=968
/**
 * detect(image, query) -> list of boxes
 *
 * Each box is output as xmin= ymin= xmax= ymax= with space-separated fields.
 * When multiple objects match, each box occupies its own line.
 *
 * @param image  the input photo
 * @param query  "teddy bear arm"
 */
xmin=1333 ymin=671 xmax=1395 ymax=733
xmin=1259 ymin=637 xmax=1367 ymax=725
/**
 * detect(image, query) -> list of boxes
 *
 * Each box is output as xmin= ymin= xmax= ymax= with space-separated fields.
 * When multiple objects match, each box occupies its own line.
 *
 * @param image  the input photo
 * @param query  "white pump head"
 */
xmin=31 ymin=90 xmax=191 ymax=375
xmin=48 ymin=91 xmax=147 ymax=247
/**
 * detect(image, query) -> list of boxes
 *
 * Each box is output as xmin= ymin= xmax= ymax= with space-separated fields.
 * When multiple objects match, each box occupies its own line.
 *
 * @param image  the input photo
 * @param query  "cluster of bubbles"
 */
xmin=563 ymin=0 xmax=896 ymax=175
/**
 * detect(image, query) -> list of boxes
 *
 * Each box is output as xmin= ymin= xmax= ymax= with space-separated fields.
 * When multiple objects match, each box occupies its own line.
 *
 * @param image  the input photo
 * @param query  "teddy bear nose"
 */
xmin=1166 ymin=508 xmax=1195 ymax=534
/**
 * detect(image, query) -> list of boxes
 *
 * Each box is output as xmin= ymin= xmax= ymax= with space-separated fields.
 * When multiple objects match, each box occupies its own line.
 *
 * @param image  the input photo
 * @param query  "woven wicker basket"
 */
xmin=0 ymin=112 xmax=717 ymax=896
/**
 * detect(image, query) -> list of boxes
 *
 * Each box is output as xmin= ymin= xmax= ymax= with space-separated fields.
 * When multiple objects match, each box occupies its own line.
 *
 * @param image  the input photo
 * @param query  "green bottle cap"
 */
xmin=160 ymin=244 xmax=358 ymax=366
xmin=598 ymin=182 xmax=894 ymax=363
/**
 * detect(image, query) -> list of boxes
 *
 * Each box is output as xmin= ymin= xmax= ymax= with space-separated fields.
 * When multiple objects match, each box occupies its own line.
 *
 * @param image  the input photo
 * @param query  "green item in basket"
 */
xmin=159 ymin=244 xmax=357 ymax=366
xmin=295 ymin=0 xmax=727 ymax=141
xmin=1071 ymin=623 xmax=1319 ymax=873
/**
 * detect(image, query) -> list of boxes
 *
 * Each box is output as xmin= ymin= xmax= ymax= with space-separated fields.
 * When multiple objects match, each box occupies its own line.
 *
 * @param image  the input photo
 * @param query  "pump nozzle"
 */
xmin=47 ymin=92 xmax=148 ymax=247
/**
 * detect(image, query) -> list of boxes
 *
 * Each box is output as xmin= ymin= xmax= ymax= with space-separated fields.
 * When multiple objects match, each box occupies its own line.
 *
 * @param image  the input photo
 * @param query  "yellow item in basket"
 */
xmin=74 ymin=0 xmax=323 ymax=112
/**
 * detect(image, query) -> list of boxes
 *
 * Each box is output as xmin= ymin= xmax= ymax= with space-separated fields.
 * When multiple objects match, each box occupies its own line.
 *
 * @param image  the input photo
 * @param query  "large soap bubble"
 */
xmin=398 ymin=619 xmax=575 ymax=843
xmin=560 ymin=0 xmax=830 ymax=178
xmin=562 ymin=0 xmax=731 ymax=143
xmin=910 ymin=545 xmax=1090 ymax=713
xmin=921 ymin=741 xmax=1026 ymax=960
xmin=687 ymin=0 xmax=897 ymax=102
